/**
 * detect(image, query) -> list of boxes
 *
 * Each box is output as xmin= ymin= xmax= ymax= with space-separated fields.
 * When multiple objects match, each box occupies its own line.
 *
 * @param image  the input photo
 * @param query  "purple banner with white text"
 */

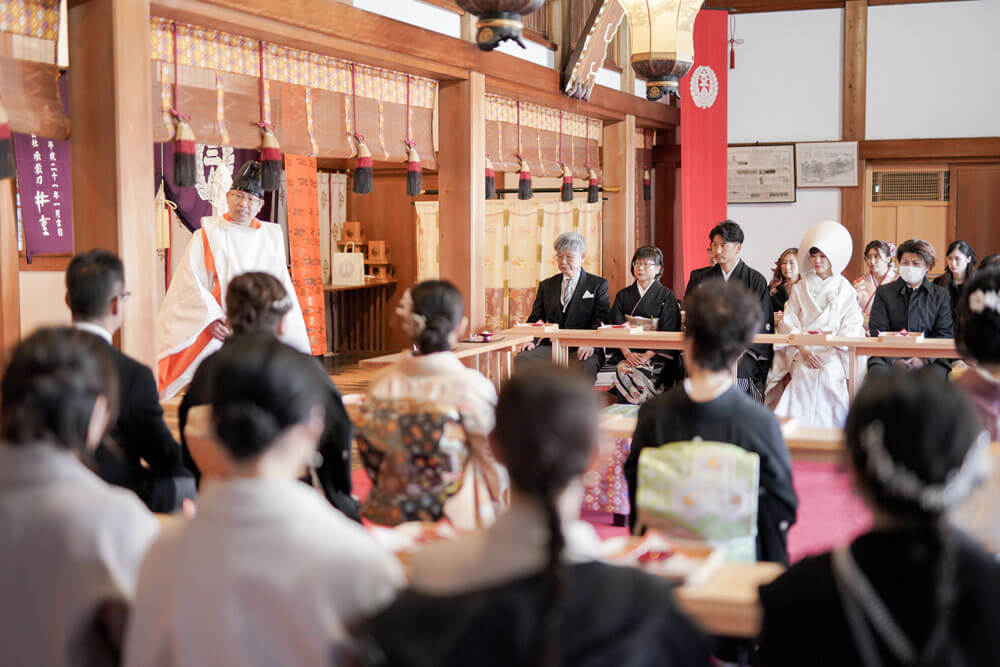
xmin=13 ymin=132 xmax=73 ymax=260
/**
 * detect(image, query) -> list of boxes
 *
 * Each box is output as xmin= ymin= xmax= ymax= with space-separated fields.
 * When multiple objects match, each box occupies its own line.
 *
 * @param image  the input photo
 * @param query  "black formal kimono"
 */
xmin=685 ymin=259 xmax=774 ymax=400
xmin=771 ymin=286 xmax=790 ymax=313
xmin=759 ymin=527 xmax=1000 ymax=666
xmin=625 ymin=384 xmax=798 ymax=565
xmin=178 ymin=333 xmax=360 ymax=522
xmin=608 ymin=281 xmax=682 ymax=401
xmin=868 ymin=277 xmax=953 ymax=378
xmin=932 ymin=273 xmax=964 ymax=323
xmin=86 ymin=334 xmax=195 ymax=513
xmin=362 ymin=561 xmax=713 ymax=667
xmin=516 ymin=270 xmax=611 ymax=379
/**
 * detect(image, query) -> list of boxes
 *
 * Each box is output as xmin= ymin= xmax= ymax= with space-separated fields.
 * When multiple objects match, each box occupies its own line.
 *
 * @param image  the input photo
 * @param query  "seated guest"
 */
xmin=685 ymin=220 xmax=773 ymax=401
xmin=759 ymin=370 xmax=1000 ymax=666
xmin=979 ymin=253 xmax=1000 ymax=271
xmin=608 ymin=246 xmax=681 ymax=404
xmin=853 ymin=240 xmax=898 ymax=318
xmin=66 ymin=250 xmax=194 ymax=513
xmin=627 ymin=281 xmax=798 ymax=564
xmin=0 ymin=328 xmax=159 ymax=664
xmin=868 ymin=239 xmax=953 ymax=378
xmin=954 ymin=268 xmax=1000 ymax=439
xmin=363 ymin=366 xmax=712 ymax=667
xmin=367 ymin=280 xmax=509 ymax=530
xmin=768 ymin=247 xmax=800 ymax=314
xmin=178 ymin=272 xmax=358 ymax=520
xmin=124 ymin=336 xmax=402 ymax=666
xmin=934 ymin=240 xmax=977 ymax=322
xmin=767 ymin=222 xmax=865 ymax=427
xmin=515 ymin=232 xmax=610 ymax=381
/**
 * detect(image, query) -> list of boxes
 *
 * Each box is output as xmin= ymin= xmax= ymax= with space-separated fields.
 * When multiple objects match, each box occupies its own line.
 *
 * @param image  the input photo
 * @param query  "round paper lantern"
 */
xmin=620 ymin=0 xmax=705 ymax=101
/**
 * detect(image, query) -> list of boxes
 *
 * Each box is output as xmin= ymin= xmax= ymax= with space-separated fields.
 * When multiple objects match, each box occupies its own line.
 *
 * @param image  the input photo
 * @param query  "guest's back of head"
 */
xmin=65 ymin=250 xmax=124 ymax=321
xmin=956 ymin=268 xmax=1000 ymax=366
xmin=210 ymin=334 xmax=328 ymax=464
xmin=401 ymin=280 xmax=465 ymax=355
xmin=225 ymin=272 xmax=292 ymax=336
xmin=682 ymin=280 xmax=763 ymax=371
xmin=2 ymin=327 xmax=118 ymax=451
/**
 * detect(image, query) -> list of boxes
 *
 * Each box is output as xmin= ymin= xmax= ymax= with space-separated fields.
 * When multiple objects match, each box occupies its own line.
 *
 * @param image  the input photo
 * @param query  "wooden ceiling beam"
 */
xmin=705 ymin=0 xmax=965 ymax=13
xmin=151 ymin=0 xmax=678 ymax=128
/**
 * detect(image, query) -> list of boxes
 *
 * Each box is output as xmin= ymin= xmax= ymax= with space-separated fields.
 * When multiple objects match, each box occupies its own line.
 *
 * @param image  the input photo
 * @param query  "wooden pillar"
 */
xmin=602 ymin=115 xmax=637 ymax=293
xmin=438 ymin=73 xmax=486 ymax=332
xmin=69 ymin=0 xmax=156 ymax=366
xmin=841 ymin=0 xmax=867 ymax=278
xmin=0 ymin=180 xmax=19 ymax=360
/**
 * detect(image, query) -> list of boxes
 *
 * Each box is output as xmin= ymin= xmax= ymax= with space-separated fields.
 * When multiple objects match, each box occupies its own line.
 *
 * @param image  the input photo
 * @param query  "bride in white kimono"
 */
xmin=766 ymin=221 xmax=865 ymax=428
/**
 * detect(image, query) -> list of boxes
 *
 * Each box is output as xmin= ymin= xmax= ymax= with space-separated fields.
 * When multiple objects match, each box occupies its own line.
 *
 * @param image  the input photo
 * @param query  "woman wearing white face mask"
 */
xmin=868 ymin=239 xmax=954 ymax=378
xmin=765 ymin=221 xmax=865 ymax=427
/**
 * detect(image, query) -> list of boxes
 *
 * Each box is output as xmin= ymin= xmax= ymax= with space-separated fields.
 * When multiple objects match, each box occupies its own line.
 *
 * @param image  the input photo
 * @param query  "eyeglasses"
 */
xmin=634 ymin=261 xmax=660 ymax=269
xmin=555 ymin=253 xmax=582 ymax=262
xmin=115 ymin=291 xmax=131 ymax=303
xmin=228 ymin=191 xmax=261 ymax=205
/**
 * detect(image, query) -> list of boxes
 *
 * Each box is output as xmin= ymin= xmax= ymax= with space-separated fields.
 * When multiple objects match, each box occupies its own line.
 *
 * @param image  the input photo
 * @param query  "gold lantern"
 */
xmin=619 ymin=0 xmax=705 ymax=101
xmin=457 ymin=0 xmax=546 ymax=51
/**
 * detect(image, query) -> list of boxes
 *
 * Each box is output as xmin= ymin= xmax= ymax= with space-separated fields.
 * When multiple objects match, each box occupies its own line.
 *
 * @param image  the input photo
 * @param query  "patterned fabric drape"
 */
xmin=150 ymin=18 xmax=437 ymax=165
xmin=414 ymin=201 xmax=439 ymax=282
xmin=0 ymin=0 xmax=58 ymax=40
xmin=485 ymin=94 xmax=602 ymax=180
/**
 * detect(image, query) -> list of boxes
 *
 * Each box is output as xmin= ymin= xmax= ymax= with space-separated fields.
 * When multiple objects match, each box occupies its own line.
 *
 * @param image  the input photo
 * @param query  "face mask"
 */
xmin=899 ymin=266 xmax=926 ymax=285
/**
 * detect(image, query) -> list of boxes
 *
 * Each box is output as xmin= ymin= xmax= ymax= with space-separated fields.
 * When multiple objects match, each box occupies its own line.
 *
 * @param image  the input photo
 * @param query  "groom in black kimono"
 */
xmin=685 ymin=220 xmax=773 ymax=401
xmin=515 ymin=231 xmax=610 ymax=381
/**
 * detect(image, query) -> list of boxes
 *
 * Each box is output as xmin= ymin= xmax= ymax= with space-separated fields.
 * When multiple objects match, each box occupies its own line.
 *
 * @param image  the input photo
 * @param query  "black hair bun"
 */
xmin=214 ymin=402 xmax=283 ymax=460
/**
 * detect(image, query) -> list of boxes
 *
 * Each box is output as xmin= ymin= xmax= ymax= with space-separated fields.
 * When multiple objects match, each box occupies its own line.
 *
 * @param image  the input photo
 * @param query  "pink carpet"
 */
xmin=351 ymin=460 xmax=871 ymax=563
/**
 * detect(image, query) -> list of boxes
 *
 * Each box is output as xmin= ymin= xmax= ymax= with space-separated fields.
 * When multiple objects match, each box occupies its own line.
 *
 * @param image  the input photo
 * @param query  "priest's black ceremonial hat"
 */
xmin=232 ymin=161 xmax=265 ymax=199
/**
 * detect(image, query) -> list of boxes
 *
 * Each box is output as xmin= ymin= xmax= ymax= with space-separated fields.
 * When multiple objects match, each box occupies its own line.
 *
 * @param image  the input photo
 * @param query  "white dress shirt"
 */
xmin=74 ymin=320 xmax=113 ymax=344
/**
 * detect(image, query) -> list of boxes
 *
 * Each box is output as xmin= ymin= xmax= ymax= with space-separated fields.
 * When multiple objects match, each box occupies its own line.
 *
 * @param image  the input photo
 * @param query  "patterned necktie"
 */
xmin=562 ymin=276 xmax=572 ymax=308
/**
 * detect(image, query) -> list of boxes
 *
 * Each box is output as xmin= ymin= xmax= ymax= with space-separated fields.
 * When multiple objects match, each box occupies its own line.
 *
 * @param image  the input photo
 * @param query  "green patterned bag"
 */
xmin=635 ymin=441 xmax=760 ymax=563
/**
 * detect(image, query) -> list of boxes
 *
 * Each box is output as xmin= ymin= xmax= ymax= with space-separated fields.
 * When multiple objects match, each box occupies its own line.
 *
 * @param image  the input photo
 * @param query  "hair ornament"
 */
xmin=860 ymin=421 xmax=992 ymax=512
xmin=271 ymin=296 xmax=294 ymax=313
xmin=395 ymin=289 xmax=426 ymax=338
xmin=968 ymin=289 xmax=1000 ymax=315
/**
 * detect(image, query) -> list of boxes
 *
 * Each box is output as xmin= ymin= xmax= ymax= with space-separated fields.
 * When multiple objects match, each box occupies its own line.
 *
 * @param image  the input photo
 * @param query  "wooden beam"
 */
xmin=0 ymin=180 xmax=19 ymax=361
xmin=704 ymin=0 xmax=964 ymax=12
xmin=69 ymin=0 xmax=157 ymax=366
xmin=150 ymin=0 xmax=678 ymax=128
xmin=438 ymin=73 xmax=486 ymax=331
xmin=861 ymin=137 xmax=1000 ymax=161
xmin=603 ymin=115 xmax=637 ymax=294
xmin=841 ymin=0 xmax=867 ymax=279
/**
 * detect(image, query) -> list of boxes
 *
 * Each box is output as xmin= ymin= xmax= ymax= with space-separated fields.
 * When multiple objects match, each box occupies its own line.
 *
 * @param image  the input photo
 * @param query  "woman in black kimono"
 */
xmin=608 ymin=246 xmax=681 ymax=404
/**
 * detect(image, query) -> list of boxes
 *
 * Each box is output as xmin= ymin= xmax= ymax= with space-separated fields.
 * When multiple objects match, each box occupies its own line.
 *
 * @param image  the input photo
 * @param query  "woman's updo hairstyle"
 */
xmin=955 ymin=268 xmax=1000 ymax=365
xmin=1 ymin=327 xmax=118 ymax=450
xmin=493 ymin=364 xmax=599 ymax=667
xmin=864 ymin=239 xmax=892 ymax=261
xmin=406 ymin=280 xmax=464 ymax=355
xmin=210 ymin=334 xmax=327 ymax=462
xmin=225 ymin=272 xmax=293 ymax=335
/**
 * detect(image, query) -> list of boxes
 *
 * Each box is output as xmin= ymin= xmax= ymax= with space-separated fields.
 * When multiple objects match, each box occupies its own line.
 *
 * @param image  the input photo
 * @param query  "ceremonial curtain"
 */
xmin=150 ymin=18 xmax=437 ymax=167
xmin=485 ymin=94 xmax=602 ymax=180
xmin=285 ymin=155 xmax=327 ymax=356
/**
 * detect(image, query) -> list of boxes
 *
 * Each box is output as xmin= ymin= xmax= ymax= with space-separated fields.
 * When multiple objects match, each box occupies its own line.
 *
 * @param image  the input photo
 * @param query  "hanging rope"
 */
xmin=729 ymin=15 xmax=744 ymax=70
xmin=169 ymin=22 xmax=187 ymax=122
xmin=350 ymin=63 xmax=363 ymax=145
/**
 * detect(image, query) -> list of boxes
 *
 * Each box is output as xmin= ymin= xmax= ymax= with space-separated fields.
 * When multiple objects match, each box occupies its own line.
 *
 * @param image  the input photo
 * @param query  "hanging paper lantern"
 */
xmin=456 ymin=0 xmax=546 ymax=51
xmin=620 ymin=0 xmax=705 ymax=101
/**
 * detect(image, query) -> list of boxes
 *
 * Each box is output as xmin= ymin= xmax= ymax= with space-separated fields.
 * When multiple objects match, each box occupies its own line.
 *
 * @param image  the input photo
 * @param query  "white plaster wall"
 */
xmin=595 ymin=67 xmax=621 ymax=90
xmin=19 ymin=271 xmax=71 ymax=338
xmin=352 ymin=0 xmax=462 ymax=38
xmin=727 ymin=9 xmax=843 ymax=143
xmin=867 ymin=0 xmax=1000 ymax=140
xmin=730 ymin=189 xmax=842 ymax=281
xmin=495 ymin=38 xmax=556 ymax=68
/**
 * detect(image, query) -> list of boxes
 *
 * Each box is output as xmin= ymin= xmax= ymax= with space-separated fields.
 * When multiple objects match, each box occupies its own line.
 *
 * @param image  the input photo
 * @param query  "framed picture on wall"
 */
xmin=795 ymin=141 xmax=858 ymax=187
xmin=727 ymin=145 xmax=796 ymax=204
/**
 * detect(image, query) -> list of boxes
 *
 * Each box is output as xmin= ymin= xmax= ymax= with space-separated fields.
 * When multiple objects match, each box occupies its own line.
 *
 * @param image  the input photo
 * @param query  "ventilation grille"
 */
xmin=872 ymin=170 xmax=949 ymax=202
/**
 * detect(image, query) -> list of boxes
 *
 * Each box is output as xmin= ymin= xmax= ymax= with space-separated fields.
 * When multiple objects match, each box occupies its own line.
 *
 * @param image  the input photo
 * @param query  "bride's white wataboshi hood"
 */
xmin=797 ymin=220 xmax=854 ymax=277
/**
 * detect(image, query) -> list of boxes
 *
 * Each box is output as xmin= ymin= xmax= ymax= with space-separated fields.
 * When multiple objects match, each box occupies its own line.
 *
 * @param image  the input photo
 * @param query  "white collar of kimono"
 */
xmin=398 ymin=350 xmax=468 ymax=376
xmin=720 ymin=259 xmax=741 ymax=281
xmin=636 ymin=281 xmax=651 ymax=299
xmin=797 ymin=220 xmax=854 ymax=277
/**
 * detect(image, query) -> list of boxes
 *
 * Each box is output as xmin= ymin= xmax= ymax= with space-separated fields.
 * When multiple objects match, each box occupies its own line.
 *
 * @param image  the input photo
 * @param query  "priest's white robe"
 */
xmin=123 ymin=479 xmax=404 ymax=667
xmin=156 ymin=216 xmax=310 ymax=399
xmin=0 ymin=443 xmax=160 ymax=665
xmin=766 ymin=273 xmax=866 ymax=428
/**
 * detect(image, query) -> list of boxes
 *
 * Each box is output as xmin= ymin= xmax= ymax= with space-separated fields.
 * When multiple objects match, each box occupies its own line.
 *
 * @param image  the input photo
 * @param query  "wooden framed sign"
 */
xmin=727 ymin=145 xmax=796 ymax=204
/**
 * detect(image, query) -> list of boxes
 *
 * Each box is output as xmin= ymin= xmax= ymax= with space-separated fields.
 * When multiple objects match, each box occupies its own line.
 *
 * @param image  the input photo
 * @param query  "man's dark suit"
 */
xmin=515 ymin=270 xmax=611 ymax=380
xmin=88 ymin=335 xmax=195 ymax=513
xmin=684 ymin=260 xmax=774 ymax=398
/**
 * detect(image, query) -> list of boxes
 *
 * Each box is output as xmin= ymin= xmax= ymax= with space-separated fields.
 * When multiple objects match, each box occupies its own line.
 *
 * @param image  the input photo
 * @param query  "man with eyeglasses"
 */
xmin=685 ymin=220 xmax=774 ymax=402
xmin=156 ymin=161 xmax=310 ymax=399
xmin=66 ymin=250 xmax=195 ymax=512
xmin=514 ymin=232 xmax=610 ymax=381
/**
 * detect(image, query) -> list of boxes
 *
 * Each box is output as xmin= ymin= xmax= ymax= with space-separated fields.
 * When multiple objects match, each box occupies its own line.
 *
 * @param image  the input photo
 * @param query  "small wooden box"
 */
xmin=368 ymin=240 xmax=389 ymax=262
xmin=369 ymin=264 xmax=393 ymax=280
xmin=343 ymin=221 xmax=366 ymax=241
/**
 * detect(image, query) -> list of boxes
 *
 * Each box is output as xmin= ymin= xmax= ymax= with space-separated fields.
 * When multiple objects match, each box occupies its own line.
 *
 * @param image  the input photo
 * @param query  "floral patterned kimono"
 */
xmin=853 ymin=266 xmax=898 ymax=317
